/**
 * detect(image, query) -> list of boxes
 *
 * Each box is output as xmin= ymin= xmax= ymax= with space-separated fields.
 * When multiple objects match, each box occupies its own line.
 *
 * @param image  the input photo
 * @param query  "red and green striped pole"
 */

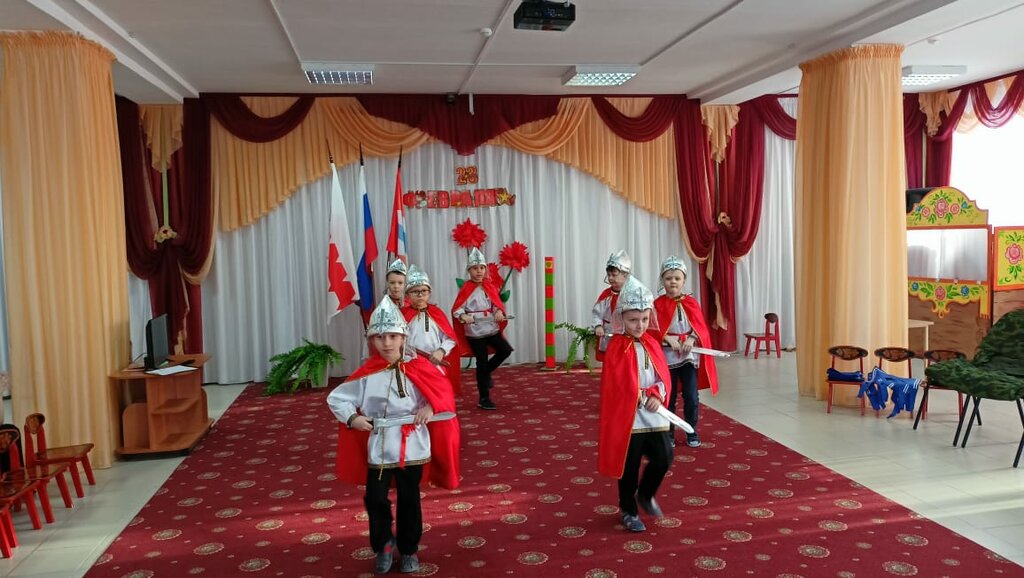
xmin=544 ymin=257 xmax=556 ymax=370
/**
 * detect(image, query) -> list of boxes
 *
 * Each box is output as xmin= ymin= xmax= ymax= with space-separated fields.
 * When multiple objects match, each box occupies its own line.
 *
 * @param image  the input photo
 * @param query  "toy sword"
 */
xmin=414 ymin=348 xmax=450 ymax=367
xmin=691 ymin=346 xmax=731 ymax=358
xmin=654 ymin=406 xmax=696 ymax=434
xmin=369 ymin=412 xmax=457 ymax=433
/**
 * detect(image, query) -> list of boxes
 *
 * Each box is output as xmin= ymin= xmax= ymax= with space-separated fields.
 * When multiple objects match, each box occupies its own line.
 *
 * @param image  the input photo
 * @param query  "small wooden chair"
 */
xmin=913 ymin=349 xmax=972 ymax=430
xmin=0 ymin=426 xmax=73 ymax=524
xmin=0 ymin=500 xmax=18 ymax=558
xmin=874 ymin=347 xmax=917 ymax=378
xmin=0 ymin=428 xmax=43 ymax=531
xmin=23 ymin=413 xmax=95 ymax=498
xmin=826 ymin=346 xmax=869 ymax=415
xmin=743 ymin=313 xmax=781 ymax=359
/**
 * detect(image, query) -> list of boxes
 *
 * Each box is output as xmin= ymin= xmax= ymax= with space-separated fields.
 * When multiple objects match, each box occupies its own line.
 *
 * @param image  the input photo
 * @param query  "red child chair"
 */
xmin=23 ymin=413 xmax=95 ymax=499
xmin=0 ymin=426 xmax=73 ymax=524
xmin=743 ymin=313 xmax=781 ymax=359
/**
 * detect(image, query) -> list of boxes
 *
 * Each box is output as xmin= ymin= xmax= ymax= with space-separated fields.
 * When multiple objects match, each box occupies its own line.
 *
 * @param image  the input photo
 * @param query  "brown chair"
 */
xmin=743 ymin=313 xmax=781 ymax=359
xmin=872 ymin=347 xmax=917 ymax=418
xmin=826 ymin=346 xmax=869 ymax=415
xmin=913 ymin=349 xmax=973 ymax=430
xmin=23 ymin=413 xmax=95 ymax=498
xmin=0 ymin=426 xmax=73 ymax=524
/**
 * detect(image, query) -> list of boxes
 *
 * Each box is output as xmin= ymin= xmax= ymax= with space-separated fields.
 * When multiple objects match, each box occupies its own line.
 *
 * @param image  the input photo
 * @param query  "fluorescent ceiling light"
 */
xmin=563 ymin=65 xmax=640 ymax=87
xmin=301 ymin=62 xmax=374 ymax=85
xmin=901 ymin=65 xmax=966 ymax=87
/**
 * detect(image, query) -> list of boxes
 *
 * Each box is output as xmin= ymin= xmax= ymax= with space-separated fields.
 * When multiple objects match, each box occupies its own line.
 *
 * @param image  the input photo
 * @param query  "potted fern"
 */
xmin=264 ymin=340 xmax=342 ymax=395
xmin=555 ymin=322 xmax=599 ymax=374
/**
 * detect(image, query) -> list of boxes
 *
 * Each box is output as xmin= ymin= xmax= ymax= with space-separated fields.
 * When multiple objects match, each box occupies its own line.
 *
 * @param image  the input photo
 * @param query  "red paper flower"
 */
xmin=499 ymin=241 xmax=531 ymax=272
xmin=451 ymin=219 xmax=487 ymax=249
xmin=487 ymin=263 xmax=502 ymax=283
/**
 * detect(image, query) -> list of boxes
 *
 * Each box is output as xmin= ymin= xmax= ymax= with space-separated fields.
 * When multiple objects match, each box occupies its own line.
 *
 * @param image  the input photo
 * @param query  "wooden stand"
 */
xmin=111 ymin=354 xmax=213 ymax=456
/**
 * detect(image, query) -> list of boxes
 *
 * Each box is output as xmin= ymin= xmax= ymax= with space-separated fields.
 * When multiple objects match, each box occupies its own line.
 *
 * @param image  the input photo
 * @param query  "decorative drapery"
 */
xmin=700 ymin=105 xmax=740 ymax=162
xmin=0 ymin=31 xmax=128 ymax=468
xmin=117 ymin=96 xmax=214 ymax=354
xmin=920 ymin=72 xmax=1024 ymax=137
xmin=211 ymin=95 xmax=682 ymax=230
xmin=358 ymin=94 xmax=560 ymax=155
xmin=749 ymin=95 xmax=797 ymax=140
xmin=206 ymin=94 xmax=315 ymax=143
xmin=795 ymin=45 xmax=908 ymax=403
xmin=139 ymin=104 xmax=183 ymax=171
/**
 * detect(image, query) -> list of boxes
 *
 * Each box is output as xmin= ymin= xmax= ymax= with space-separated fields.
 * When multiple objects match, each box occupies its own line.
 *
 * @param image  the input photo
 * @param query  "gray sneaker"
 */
xmin=374 ymin=540 xmax=395 ymax=574
xmin=687 ymin=434 xmax=701 ymax=448
xmin=399 ymin=554 xmax=420 ymax=573
xmin=621 ymin=513 xmax=646 ymax=532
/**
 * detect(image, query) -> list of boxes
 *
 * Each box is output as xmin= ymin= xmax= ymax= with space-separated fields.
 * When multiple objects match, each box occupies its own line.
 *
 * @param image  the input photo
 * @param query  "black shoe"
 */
xmin=686 ymin=434 xmax=701 ymax=448
xmin=636 ymin=494 xmax=664 ymax=518
xmin=374 ymin=539 xmax=395 ymax=574
xmin=478 ymin=397 xmax=497 ymax=410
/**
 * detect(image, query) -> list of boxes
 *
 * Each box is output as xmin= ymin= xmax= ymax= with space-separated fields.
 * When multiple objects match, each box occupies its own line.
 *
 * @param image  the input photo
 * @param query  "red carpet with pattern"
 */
xmin=88 ymin=365 xmax=1021 ymax=577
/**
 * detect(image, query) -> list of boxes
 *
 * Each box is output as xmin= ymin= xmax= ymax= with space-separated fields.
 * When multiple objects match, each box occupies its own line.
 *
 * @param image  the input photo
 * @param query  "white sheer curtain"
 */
xmin=202 ymin=143 xmax=692 ymax=384
xmin=128 ymin=273 xmax=150 ymax=361
xmin=735 ymin=98 xmax=797 ymax=350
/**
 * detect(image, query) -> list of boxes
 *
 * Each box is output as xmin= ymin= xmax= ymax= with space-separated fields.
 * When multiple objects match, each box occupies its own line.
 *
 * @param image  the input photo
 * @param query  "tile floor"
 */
xmin=1 ymin=353 xmax=1022 ymax=576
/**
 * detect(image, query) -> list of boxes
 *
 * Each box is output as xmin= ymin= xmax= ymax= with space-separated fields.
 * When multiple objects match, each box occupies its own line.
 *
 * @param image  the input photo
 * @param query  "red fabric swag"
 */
xmin=358 ymin=94 xmax=560 ymax=155
xmin=590 ymin=96 xmax=681 ymax=142
xmin=204 ymin=94 xmax=315 ymax=143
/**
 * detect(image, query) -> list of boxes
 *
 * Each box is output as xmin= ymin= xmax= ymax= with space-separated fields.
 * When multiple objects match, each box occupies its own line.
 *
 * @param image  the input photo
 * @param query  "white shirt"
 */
xmin=326 ymin=365 xmax=431 ymax=468
xmin=631 ymin=341 xmax=670 ymax=433
xmin=453 ymin=286 xmax=500 ymax=339
xmin=662 ymin=300 xmax=700 ymax=368
xmin=406 ymin=308 xmax=457 ymax=358
xmin=591 ymin=291 xmax=617 ymax=353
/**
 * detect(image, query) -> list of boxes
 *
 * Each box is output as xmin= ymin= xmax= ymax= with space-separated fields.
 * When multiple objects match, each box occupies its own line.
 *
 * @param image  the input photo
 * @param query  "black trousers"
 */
xmin=617 ymin=431 xmax=672 ymax=516
xmin=364 ymin=464 xmax=423 ymax=555
xmin=467 ymin=332 xmax=513 ymax=397
xmin=666 ymin=363 xmax=699 ymax=435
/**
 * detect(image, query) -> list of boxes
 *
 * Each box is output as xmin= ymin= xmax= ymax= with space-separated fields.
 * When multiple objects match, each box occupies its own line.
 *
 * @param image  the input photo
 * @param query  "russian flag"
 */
xmin=386 ymin=155 xmax=407 ymax=263
xmin=356 ymin=160 xmax=378 ymax=319
xmin=327 ymin=162 xmax=359 ymax=319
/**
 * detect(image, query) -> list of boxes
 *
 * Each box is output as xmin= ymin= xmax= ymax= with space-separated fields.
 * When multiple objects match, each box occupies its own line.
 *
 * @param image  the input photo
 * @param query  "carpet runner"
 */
xmin=87 ymin=365 xmax=1021 ymax=577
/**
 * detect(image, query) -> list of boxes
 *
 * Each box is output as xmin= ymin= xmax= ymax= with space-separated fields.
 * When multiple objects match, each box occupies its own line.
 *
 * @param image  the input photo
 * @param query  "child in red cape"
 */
xmin=327 ymin=297 xmax=460 ymax=575
xmin=592 ymin=250 xmax=631 ymax=362
xmin=451 ymin=247 xmax=512 ymax=410
xmin=649 ymin=255 xmax=719 ymax=448
xmin=401 ymin=264 xmax=462 ymax=395
xmin=598 ymin=275 xmax=673 ymax=533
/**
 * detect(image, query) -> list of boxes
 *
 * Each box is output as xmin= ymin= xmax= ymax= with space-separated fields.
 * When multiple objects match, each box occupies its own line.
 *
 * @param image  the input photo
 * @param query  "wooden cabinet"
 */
xmin=110 ymin=354 xmax=213 ymax=456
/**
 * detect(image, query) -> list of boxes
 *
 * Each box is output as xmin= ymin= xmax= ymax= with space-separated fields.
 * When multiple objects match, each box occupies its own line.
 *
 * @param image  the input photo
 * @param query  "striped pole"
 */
xmin=543 ymin=257 xmax=556 ymax=370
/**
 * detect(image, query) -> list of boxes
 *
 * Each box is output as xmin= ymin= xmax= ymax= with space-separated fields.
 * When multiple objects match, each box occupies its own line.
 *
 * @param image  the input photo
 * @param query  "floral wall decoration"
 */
xmin=906 ymin=187 xmax=988 ymax=228
xmin=994 ymin=227 xmax=1024 ymax=290
xmin=908 ymin=279 xmax=990 ymax=318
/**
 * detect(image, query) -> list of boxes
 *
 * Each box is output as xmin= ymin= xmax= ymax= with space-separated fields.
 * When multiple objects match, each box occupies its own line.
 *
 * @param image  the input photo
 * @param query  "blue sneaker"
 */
xmin=621 ymin=513 xmax=646 ymax=532
xmin=374 ymin=540 xmax=395 ymax=574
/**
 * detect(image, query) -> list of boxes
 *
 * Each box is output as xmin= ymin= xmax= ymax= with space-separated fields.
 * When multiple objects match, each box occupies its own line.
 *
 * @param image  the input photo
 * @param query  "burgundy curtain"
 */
xmin=117 ymin=96 xmax=213 ymax=353
xmin=357 ymin=94 xmax=560 ymax=155
xmin=748 ymin=95 xmax=796 ymax=140
xmin=590 ymin=96 xmax=681 ymax=141
xmin=694 ymin=101 xmax=767 ymax=349
xmin=204 ymin=94 xmax=314 ymax=143
xmin=904 ymin=94 xmax=926 ymax=188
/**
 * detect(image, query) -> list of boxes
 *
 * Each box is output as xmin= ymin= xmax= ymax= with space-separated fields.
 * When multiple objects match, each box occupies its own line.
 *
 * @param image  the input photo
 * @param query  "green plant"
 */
xmin=264 ymin=340 xmax=342 ymax=395
xmin=556 ymin=322 xmax=598 ymax=374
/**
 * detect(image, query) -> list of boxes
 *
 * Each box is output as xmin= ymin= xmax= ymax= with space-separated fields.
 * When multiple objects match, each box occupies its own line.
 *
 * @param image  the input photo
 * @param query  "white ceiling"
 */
xmin=2 ymin=0 xmax=1023 ymax=104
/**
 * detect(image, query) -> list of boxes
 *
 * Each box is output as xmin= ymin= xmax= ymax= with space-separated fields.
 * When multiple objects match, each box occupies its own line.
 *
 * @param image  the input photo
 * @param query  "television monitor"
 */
xmin=145 ymin=314 xmax=170 ymax=370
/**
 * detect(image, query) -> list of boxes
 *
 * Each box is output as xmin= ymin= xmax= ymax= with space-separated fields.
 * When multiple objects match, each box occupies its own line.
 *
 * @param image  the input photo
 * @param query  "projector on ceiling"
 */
xmin=513 ymin=1 xmax=575 ymax=31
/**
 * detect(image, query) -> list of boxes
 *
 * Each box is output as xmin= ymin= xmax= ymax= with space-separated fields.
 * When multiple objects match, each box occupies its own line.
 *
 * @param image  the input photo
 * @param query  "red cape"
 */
xmin=450 ymin=280 xmax=507 ymax=357
xmin=650 ymin=294 xmax=719 ymax=395
xmin=334 ymin=355 xmax=460 ymax=490
xmin=593 ymin=288 xmax=619 ymax=362
xmin=402 ymin=304 xmax=463 ymax=394
xmin=597 ymin=333 xmax=671 ymax=479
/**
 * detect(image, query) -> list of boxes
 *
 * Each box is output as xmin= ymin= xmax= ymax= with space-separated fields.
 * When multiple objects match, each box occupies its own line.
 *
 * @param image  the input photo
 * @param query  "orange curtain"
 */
xmin=0 ymin=31 xmax=128 ymax=468
xmin=795 ymin=45 xmax=908 ymax=403
xmin=140 ymin=104 xmax=183 ymax=171
xmin=700 ymin=105 xmax=740 ymax=163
